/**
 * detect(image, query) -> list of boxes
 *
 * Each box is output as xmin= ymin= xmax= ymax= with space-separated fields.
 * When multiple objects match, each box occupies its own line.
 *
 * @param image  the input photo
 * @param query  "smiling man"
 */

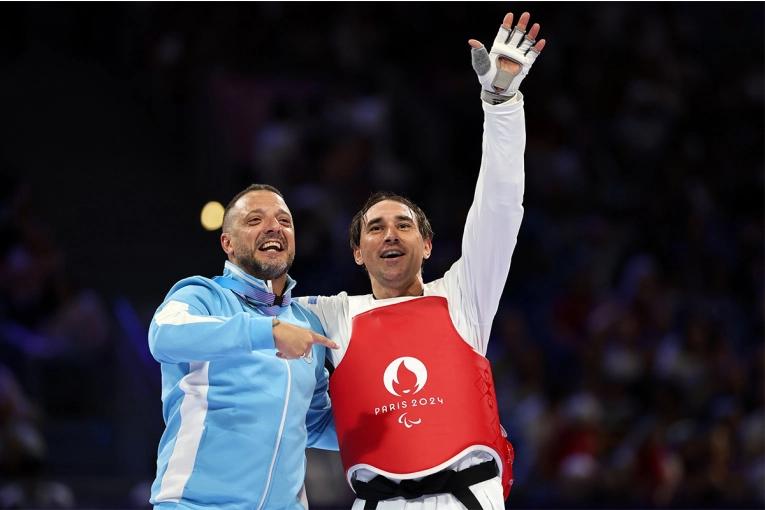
xmin=148 ymin=184 xmax=339 ymax=510
xmin=298 ymin=11 xmax=546 ymax=510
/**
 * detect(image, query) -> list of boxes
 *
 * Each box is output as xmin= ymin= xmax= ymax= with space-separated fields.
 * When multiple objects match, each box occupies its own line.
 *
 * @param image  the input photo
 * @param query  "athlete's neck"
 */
xmin=370 ymin=276 xmax=425 ymax=300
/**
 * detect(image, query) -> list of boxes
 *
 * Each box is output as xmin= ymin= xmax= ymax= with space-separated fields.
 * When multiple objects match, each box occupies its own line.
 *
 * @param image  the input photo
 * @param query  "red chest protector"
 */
xmin=329 ymin=296 xmax=514 ymax=499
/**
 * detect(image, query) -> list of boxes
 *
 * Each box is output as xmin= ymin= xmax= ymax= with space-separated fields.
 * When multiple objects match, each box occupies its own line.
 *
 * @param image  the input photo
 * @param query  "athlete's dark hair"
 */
xmin=348 ymin=191 xmax=434 ymax=250
xmin=222 ymin=184 xmax=284 ymax=233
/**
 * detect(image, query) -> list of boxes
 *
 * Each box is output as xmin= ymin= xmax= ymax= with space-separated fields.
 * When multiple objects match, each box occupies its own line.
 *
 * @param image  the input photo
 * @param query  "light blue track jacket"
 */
xmin=149 ymin=261 xmax=337 ymax=510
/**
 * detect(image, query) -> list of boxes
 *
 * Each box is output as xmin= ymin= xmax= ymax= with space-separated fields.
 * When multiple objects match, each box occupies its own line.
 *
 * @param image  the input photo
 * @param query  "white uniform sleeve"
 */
xmin=443 ymin=94 xmax=526 ymax=356
xmin=296 ymin=293 xmax=351 ymax=367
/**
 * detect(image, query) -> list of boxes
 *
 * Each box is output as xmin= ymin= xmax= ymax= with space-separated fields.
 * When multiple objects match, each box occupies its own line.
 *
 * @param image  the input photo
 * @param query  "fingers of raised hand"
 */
xmin=502 ymin=12 xmax=514 ymax=30
xmin=527 ymin=23 xmax=540 ymax=40
xmin=514 ymin=13 xmax=546 ymax=54
xmin=526 ymin=22 xmax=546 ymax=53
xmin=515 ymin=12 xmax=530 ymax=31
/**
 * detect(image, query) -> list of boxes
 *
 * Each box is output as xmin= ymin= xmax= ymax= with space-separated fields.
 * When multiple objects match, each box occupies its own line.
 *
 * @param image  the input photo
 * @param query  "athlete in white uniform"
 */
xmin=298 ymin=11 xmax=546 ymax=510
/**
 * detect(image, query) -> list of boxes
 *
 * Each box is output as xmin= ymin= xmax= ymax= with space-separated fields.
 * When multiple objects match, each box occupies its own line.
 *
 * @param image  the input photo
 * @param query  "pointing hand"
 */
xmin=272 ymin=319 xmax=339 ymax=360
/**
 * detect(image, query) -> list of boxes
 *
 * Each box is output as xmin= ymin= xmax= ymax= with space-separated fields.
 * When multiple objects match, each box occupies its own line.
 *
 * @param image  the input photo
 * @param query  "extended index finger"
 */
xmin=312 ymin=332 xmax=340 ymax=349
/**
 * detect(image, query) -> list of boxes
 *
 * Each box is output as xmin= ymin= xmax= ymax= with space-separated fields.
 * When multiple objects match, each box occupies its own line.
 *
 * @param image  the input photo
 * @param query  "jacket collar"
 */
xmin=223 ymin=261 xmax=297 ymax=296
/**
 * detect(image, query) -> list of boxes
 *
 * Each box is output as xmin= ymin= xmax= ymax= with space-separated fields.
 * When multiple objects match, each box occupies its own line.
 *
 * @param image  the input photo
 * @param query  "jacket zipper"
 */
xmin=256 ymin=360 xmax=291 ymax=510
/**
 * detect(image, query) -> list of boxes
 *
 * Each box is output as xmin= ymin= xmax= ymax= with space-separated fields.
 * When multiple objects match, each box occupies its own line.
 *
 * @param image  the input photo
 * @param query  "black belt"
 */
xmin=351 ymin=459 xmax=498 ymax=510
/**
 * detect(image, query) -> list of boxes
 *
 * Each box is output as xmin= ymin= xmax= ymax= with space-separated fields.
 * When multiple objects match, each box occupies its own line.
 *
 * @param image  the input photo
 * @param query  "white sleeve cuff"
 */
xmin=482 ymin=90 xmax=524 ymax=114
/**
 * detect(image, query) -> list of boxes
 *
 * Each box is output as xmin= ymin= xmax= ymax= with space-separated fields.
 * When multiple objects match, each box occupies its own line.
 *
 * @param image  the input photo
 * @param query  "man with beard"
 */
xmin=297 ymin=11 xmax=545 ymax=510
xmin=148 ymin=184 xmax=339 ymax=510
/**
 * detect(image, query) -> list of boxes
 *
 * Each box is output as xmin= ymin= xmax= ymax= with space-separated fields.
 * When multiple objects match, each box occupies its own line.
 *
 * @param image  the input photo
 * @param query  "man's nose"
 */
xmin=383 ymin=227 xmax=399 ymax=242
xmin=263 ymin=216 xmax=281 ymax=233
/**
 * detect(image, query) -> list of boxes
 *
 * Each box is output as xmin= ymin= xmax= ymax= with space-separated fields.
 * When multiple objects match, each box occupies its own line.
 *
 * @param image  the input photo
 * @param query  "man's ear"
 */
xmin=423 ymin=238 xmax=433 ymax=259
xmin=353 ymin=245 xmax=364 ymax=266
xmin=221 ymin=233 xmax=234 ymax=256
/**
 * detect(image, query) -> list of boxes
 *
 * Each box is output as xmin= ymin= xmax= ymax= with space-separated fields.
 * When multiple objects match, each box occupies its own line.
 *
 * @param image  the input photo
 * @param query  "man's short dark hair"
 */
xmin=222 ymin=184 xmax=284 ymax=233
xmin=349 ymin=191 xmax=434 ymax=249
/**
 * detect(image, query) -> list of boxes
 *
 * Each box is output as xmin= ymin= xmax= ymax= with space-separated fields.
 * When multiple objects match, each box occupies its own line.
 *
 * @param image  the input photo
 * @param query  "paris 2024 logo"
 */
xmin=377 ymin=357 xmax=444 ymax=428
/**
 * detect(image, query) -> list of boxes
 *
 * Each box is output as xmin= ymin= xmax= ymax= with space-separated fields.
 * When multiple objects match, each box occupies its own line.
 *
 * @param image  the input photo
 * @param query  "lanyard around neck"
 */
xmin=213 ymin=276 xmax=291 ymax=316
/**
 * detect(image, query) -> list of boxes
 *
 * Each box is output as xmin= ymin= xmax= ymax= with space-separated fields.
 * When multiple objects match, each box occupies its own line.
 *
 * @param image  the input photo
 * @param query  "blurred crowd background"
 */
xmin=0 ymin=2 xmax=762 ymax=509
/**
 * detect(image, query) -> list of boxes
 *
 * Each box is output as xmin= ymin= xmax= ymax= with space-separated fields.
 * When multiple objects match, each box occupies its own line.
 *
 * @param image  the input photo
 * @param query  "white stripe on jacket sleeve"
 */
xmin=155 ymin=301 xmax=223 ymax=325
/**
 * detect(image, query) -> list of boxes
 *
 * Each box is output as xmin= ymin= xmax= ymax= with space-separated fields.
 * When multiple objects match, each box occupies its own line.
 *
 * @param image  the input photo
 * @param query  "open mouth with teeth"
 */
xmin=259 ymin=241 xmax=283 ymax=252
xmin=380 ymin=250 xmax=404 ymax=259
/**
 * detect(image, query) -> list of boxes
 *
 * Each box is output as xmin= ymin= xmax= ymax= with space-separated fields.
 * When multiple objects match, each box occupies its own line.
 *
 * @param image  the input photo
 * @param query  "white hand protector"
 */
xmin=471 ymin=25 xmax=540 ymax=103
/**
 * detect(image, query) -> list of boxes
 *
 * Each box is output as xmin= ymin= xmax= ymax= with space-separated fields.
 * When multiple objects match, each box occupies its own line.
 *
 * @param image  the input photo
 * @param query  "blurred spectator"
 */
xmin=0 ymin=363 xmax=73 ymax=509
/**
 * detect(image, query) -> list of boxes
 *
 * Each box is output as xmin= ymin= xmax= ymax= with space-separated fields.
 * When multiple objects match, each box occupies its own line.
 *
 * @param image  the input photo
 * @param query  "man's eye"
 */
xmin=248 ymin=218 xmax=261 ymax=224
xmin=279 ymin=219 xmax=292 ymax=226
xmin=399 ymin=224 xmax=412 ymax=229
xmin=369 ymin=226 xmax=382 ymax=232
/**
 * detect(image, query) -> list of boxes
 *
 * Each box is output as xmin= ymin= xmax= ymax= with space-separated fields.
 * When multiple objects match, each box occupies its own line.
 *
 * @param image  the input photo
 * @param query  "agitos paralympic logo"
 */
xmin=376 ymin=357 xmax=444 ymax=428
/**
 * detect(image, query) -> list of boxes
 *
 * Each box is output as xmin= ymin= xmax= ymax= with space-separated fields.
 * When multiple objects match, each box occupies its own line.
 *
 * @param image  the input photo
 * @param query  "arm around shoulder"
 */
xmin=296 ymin=293 xmax=347 ymax=336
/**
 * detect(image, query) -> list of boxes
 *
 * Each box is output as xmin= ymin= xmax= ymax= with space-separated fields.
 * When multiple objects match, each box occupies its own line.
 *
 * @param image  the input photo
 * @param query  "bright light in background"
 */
xmin=201 ymin=201 xmax=224 ymax=231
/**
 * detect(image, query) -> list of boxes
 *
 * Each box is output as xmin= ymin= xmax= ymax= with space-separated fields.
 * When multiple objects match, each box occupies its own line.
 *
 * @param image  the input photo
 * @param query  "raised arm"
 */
xmin=450 ymin=12 xmax=545 ymax=353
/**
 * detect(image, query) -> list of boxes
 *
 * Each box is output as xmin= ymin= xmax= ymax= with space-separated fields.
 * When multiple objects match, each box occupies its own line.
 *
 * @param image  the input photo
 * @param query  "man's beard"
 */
xmin=237 ymin=247 xmax=295 ymax=282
